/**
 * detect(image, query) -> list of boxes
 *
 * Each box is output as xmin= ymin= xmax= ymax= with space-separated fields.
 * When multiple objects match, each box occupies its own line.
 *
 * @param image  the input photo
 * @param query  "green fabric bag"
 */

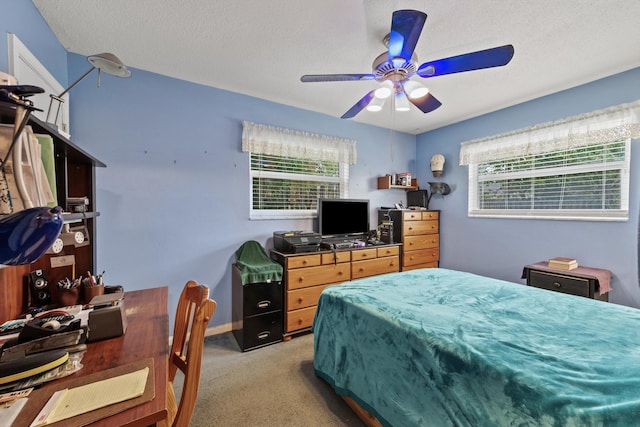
xmin=235 ymin=240 xmax=283 ymax=285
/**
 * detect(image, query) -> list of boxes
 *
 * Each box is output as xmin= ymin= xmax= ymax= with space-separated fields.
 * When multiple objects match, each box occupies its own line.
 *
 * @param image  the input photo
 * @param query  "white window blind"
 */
xmin=460 ymin=101 xmax=640 ymax=221
xmin=242 ymin=121 xmax=356 ymax=219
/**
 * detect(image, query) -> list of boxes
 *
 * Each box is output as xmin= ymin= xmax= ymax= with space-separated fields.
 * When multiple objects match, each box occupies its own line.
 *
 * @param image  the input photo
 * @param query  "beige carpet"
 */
xmin=176 ymin=331 xmax=367 ymax=426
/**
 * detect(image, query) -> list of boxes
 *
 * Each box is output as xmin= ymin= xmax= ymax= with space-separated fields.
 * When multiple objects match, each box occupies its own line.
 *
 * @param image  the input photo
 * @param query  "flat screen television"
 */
xmin=318 ymin=198 xmax=370 ymax=238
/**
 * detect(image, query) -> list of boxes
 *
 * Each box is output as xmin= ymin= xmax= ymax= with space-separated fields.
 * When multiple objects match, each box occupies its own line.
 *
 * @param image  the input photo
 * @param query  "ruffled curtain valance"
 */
xmin=241 ymin=121 xmax=357 ymax=164
xmin=459 ymin=100 xmax=640 ymax=165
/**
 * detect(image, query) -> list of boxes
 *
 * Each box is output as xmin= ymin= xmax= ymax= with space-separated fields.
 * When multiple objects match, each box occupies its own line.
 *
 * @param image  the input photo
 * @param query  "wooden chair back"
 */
xmin=163 ymin=280 xmax=216 ymax=427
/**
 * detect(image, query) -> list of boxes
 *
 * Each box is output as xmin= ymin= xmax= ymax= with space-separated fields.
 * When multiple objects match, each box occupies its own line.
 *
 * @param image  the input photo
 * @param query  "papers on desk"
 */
xmin=0 ymin=397 xmax=28 ymax=427
xmin=30 ymin=367 xmax=148 ymax=426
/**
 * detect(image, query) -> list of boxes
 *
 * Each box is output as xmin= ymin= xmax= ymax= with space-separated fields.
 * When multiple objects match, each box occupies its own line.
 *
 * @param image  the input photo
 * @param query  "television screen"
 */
xmin=318 ymin=198 xmax=370 ymax=237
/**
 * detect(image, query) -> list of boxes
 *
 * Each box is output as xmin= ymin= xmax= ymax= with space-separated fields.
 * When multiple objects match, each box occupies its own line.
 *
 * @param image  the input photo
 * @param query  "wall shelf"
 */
xmin=377 ymin=176 xmax=418 ymax=190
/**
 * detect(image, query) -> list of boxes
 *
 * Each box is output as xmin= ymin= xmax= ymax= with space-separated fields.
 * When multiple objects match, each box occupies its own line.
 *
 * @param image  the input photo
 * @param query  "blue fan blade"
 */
xmin=407 ymin=92 xmax=442 ymax=114
xmin=417 ymin=45 xmax=514 ymax=78
xmin=388 ymin=10 xmax=427 ymax=62
xmin=341 ymin=91 xmax=376 ymax=119
xmin=301 ymin=74 xmax=375 ymax=82
xmin=0 ymin=206 xmax=63 ymax=265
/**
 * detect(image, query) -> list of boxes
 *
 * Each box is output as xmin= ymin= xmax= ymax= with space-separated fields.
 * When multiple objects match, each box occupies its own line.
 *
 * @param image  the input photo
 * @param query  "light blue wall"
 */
xmin=0 ymin=1 xmax=68 ymax=86
xmin=66 ymin=55 xmax=416 ymax=328
xmin=417 ymin=68 xmax=640 ymax=309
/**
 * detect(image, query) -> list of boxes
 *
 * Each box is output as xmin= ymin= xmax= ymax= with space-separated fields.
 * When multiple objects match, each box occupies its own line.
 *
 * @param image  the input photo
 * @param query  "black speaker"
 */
xmin=29 ymin=269 xmax=52 ymax=307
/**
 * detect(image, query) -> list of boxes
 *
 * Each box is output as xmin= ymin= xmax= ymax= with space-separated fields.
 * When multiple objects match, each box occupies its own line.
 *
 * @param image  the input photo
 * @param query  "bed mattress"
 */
xmin=312 ymin=268 xmax=640 ymax=427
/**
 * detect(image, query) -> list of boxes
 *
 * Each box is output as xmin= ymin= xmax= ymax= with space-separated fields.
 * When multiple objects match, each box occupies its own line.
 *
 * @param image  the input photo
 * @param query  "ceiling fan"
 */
xmin=300 ymin=9 xmax=514 ymax=119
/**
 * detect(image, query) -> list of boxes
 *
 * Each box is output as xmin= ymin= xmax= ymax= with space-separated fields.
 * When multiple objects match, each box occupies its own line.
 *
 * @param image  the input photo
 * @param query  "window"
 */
xmin=242 ymin=121 xmax=356 ymax=219
xmin=460 ymin=101 xmax=640 ymax=221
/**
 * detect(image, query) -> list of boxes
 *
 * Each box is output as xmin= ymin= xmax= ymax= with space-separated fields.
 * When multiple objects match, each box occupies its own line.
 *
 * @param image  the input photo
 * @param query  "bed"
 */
xmin=312 ymin=268 xmax=640 ymax=427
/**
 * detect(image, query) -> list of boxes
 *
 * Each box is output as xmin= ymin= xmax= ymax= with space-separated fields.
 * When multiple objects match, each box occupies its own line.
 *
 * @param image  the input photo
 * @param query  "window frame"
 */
xmin=467 ymin=139 xmax=630 ymax=221
xmin=248 ymin=153 xmax=349 ymax=220
xmin=242 ymin=121 xmax=356 ymax=221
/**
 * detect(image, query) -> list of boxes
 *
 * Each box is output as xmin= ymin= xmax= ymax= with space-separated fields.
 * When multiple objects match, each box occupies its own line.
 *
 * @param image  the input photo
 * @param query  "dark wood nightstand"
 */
xmin=522 ymin=262 xmax=611 ymax=301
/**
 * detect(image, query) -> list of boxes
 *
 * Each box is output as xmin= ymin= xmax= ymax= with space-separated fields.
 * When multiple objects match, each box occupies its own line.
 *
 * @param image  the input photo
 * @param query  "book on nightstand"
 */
xmin=548 ymin=257 xmax=578 ymax=270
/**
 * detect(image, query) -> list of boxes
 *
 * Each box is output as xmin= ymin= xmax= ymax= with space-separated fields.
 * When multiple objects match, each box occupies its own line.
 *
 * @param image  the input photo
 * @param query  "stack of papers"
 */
xmin=30 ymin=367 xmax=148 ymax=426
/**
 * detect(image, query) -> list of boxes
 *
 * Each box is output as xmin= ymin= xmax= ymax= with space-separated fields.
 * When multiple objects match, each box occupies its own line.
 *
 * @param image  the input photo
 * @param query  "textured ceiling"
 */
xmin=32 ymin=0 xmax=640 ymax=134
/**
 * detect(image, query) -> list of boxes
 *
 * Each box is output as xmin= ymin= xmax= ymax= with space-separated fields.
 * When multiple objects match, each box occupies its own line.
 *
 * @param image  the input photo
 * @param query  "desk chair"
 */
xmin=161 ymin=280 xmax=216 ymax=427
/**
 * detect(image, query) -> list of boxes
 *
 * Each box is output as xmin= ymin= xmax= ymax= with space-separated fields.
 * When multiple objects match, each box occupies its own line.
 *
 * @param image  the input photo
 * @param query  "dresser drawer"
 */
xmin=403 ymin=220 xmax=439 ymax=236
xmin=352 ymin=257 xmax=399 ymax=280
xmin=287 ymin=263 xmax=350 ymax=290
xmin=402 ymin=211 xmax=423 ymax=221
xmin=402 ymin=261 xmax=438 ymax=271
xmin=240 ymin=311 xmax=282 ymax=350
xmin=321 ymin=251 xmax=351 ymax=264
xmin=403 ymin=248 xmax=439 ymax=267
xmin=287 ymin=284 xmax=333 ymax=310
xmin=287 ymin=254 xmax=321 ymax=269
xmin=377 ymin=246 xmax=399 ymax=258
xmin=286 ymin=306 xmax=317 ymax=332
xmin=242 ymin=281 xmax=283 ymax=317
xmin=404 ymin=234 xmax=439 ymax=251
xmin=422 ymin=211 xmax=439 ymax=221
xmin=528 ymin=270 xmax=590 ymax=298
xmin=351 ymin=248 xmax=378 ymax=261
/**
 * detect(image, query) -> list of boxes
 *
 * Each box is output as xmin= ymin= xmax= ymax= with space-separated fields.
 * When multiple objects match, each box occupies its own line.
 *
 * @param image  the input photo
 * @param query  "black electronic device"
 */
xmin=380 ymin=221 xmax=394 ymax=244
xmin=273 ymin=231 xmax=322 ymax=253
xmin=318 ymin=198 xmax=370 ymax=238
xmin=29 ymin=269 xmax=52 ymax=307
xmin=407 ymin=190 xmax=429 ymax=209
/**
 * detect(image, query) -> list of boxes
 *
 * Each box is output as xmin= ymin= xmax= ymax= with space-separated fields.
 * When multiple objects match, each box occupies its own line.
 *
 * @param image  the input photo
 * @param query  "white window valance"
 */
xmin=241 ymin=121 xmax=357 ymax=164
xmin=459 ymin=100 xmax=640 ymax=165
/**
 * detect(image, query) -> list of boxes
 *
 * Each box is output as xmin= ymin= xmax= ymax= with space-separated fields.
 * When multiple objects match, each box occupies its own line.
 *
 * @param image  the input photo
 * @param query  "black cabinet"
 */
xmin=232 ymin=264 xmax=283 ymax=351
xmin=522 ymin=262 xmax=610 ymax=302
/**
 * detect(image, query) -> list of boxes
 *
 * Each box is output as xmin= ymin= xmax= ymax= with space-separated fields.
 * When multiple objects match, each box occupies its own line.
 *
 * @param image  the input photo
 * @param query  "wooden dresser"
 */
xmin=271 ymin=244 xmax=400 ymax=339
xmin=384 ymin=209 xmax=439 ymax=271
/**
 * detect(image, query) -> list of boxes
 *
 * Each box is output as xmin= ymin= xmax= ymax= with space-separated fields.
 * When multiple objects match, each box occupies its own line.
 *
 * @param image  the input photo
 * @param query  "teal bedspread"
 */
xmin=312 ymin=268 xmax=640 ymax=427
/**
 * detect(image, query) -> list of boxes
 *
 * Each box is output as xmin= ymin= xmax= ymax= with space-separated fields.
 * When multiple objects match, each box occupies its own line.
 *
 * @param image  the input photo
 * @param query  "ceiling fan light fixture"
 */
xmin=395 ymin=91 xmax=410 ymax=112
xmin=366 ymin=96 xmax=386 ymax=112
xmin=404 ymin=80 xmax=429 ymax=99
xmin=374 ymin=81 xmax=394 ymax=99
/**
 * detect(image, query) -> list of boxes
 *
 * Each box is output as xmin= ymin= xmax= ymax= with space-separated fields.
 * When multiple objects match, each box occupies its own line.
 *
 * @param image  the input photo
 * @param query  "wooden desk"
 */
xmin=16 ymin=287 xmax=169 ymax=427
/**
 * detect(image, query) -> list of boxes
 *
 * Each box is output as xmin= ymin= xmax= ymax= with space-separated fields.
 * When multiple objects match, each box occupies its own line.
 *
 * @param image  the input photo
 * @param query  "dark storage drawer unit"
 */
xmin=232 ymin=264 xmax=283 ymax=351
xmin=522 ymin=262 xmax=610 ymax=302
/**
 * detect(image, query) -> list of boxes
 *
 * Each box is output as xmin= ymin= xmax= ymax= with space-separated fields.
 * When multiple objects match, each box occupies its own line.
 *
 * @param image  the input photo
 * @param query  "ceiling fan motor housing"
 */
xmin=372 ymin=51 xmax=417 ymax=83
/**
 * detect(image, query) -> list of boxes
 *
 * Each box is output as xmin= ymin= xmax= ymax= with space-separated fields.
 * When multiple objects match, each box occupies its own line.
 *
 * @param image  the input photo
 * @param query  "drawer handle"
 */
xmin=298 ymin=276 xmax=304 ymax=282
xmin=258 ymin=331 xmax=270 ymax=340
xmin=297 ymin=318 xmax=304 ymax=325
xmin=302 ymin=260 xmax=308 ymax=265
xmin=553 ymin=281 xmax=562 ymax=288
xmin=257 ymin=300 xmax=271 ymax=309
xmin=297 ymin=297 xmax=304 ymax=304
xmin=337 ymin=271 xmax=343 ymax=275
xmin=359 ymin=268 xmax=364 ymax=272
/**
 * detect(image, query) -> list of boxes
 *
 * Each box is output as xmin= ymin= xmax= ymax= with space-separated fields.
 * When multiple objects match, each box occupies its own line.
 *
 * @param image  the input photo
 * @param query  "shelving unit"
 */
xmin=377 ymin=175 xmax=418 ymax=190
xmin=0 ymin=113 xmax=105 ymax=322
